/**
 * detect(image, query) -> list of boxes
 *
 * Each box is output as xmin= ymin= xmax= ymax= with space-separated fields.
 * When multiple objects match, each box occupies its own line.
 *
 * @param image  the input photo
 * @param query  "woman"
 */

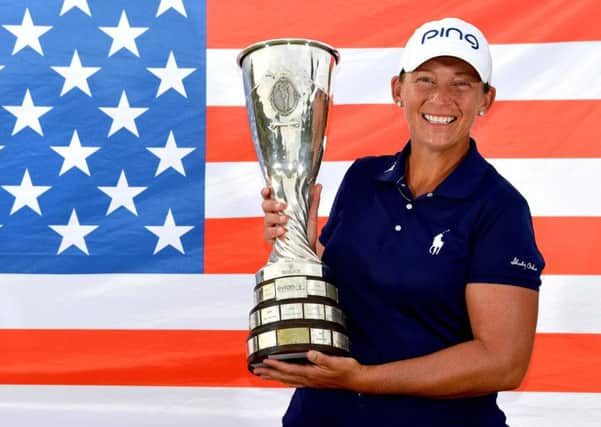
xmin=256 ymin=17 xmax=545 ymax=426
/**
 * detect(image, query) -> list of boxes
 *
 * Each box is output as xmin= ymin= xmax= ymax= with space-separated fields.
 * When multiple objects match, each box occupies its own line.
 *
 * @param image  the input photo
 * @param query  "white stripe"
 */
xmin=499 ymin=391 xmax=601 ymax=427
xmin=208 ymin=42 xmax=601 ymax=105
xmin=1 ymin=274 xmax=598 ymax=333
xmin=0 ymin=386 xmax=599 ymax=427
xmin=491 ymin=158 xmax=601 ymax=217
xmin=0 ymin=386 xmax=293 ymax=427
xmin=205 ymin=159 xmax=601 ymax=218
xmin=537 ymin=275 xmax=601 ymax=333
xmin=0 ymin=274 xmax=254 ymax=330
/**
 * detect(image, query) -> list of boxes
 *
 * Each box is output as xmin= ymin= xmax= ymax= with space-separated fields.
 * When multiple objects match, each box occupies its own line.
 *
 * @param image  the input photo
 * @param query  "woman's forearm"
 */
xmin=352 ymin=285 xmax=538 ymax=398
xmin=353 ymin=338 xmax=528 ymax=398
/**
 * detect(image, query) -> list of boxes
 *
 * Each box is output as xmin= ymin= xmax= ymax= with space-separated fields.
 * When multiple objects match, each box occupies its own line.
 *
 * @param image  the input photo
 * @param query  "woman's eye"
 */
xmin=453 ymin=80 xmax=471 ymax=87
xmin=416 ymin=77 xmax=433 ymax=84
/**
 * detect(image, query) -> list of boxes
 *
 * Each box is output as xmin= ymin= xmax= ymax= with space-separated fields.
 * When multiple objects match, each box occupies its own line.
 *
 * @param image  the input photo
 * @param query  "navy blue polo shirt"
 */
xmin=283 ymin=140 xmax=545 ymax=427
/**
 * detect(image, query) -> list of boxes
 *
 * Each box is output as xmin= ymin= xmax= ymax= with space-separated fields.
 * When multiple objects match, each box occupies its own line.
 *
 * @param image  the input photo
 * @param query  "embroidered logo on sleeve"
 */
xmin=429 ymin=229 xmax=450 ymax=255
xmin=510 ymin=257 xmax=538 ymax=272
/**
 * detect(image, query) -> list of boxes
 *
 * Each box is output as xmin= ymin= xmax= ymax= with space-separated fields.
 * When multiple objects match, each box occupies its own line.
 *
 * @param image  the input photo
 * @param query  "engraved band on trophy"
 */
xmin=237 ymin=39 xmax=350 ymax=370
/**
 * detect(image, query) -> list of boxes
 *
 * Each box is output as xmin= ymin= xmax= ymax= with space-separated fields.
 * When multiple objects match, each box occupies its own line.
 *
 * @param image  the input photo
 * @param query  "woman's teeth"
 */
xmin=423 ymin=114 xmax=456 ymax=124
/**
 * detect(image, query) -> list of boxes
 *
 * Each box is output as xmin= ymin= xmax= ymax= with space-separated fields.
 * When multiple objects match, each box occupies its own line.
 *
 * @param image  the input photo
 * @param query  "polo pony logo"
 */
xmin=421 ymin=27 xmax=480 ymax=50
xmin=429 ymin=229 xmax=450 ymax=255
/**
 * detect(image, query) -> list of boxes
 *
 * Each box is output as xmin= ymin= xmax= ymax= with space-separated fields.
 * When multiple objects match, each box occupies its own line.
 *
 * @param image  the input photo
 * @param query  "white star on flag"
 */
xmin=147 ymin=51 xmax=196 ymax=97
xmin=98 ymin=170 xmax=147 ymax=216
xmin=51 ymin=50 xmax=101 ymax=97
xmin=145 ymin=209 xmax=194 ymax=254
xmin=2 ymin=89 xmax=53 ymax=136
xmin=99 ymin=90 xmax=148 ymax=137
xmin=147 ymin=130 xmax=195 ymax=176
xmin=49 ymin=209 xmax=99 ymax=255
xmin=51 ymin=130 xmax=101 ymax=176
xmin=0 ymin=65 xmax=4 ymax=71
xmin=156 ymin=0 xmax=188 ymax=18
xmin=60 ymin=0 xmax=92 ymax=16
xmin=1 ymin=169 xmax=51 ymax=215
xmin=2 ymin=8 xmax=52 ymax=56
xmin=99 ymin=10 xmax=148 ymax=57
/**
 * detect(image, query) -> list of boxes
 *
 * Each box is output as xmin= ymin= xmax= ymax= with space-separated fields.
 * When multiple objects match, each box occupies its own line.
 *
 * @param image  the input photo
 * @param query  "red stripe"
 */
xmin=204 ymin=217 xmax=601 ymax=275
xmin=206 ymin=101 xmax=601 ymax=162
xmin=0 ymin=330 xmax=266 ymax=387
xmin=207 ymin=0 xmax=601 ymax=47
xmin=0 ymin=330 xmax=598 ymax=391
xmin=519 ymin=333 xmax=601 ymax=392
xmin=533 ymin=217 xmax=601 ymax=275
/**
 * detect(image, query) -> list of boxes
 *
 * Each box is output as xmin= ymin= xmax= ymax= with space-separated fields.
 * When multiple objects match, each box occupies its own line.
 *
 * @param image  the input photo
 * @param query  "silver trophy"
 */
xmin=238 ymin=39 xmax=350 ymax=369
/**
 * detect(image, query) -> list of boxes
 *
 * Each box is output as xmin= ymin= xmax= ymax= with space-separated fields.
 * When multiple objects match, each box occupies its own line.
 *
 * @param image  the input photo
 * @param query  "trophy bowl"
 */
xmin=237 ymin=39 xmax=350 ymax=370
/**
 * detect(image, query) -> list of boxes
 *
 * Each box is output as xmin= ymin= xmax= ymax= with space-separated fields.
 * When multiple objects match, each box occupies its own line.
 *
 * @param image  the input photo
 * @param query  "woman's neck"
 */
xmin=405 ymin=141 xmax=470 ymax=198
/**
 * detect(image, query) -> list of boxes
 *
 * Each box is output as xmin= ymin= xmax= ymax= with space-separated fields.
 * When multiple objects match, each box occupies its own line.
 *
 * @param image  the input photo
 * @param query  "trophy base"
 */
xmin=246 ymin=320 xmax=350 ymax=373
xmin=247 ymin=260 xmax=351 ymax=374
xmin=248 ymin=344 xmax=351 ymax=371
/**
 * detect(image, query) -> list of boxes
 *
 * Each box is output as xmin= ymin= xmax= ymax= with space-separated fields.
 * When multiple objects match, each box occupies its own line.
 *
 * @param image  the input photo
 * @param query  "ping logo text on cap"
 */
xmin=421 ymin=27 xmax=480 ymax=50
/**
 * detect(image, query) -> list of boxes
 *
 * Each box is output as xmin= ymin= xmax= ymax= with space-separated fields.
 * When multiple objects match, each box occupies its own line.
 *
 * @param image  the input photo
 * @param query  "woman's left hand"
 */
xmin=253 ymin=350 xmax=365 ymax=390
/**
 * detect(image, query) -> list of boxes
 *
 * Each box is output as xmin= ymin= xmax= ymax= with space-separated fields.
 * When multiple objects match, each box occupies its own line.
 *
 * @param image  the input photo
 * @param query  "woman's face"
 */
xmin=392 ymin=56 xmax=495 ymax=152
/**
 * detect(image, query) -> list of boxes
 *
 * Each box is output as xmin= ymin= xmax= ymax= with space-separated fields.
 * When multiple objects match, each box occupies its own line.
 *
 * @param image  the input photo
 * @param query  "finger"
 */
xmin=261 ymin=358 xmax=319 ymax=378
xmin=261 ymin=358 xmax=303 ymax=374
xmin=306 ymin=184 xmax=322 ymax=249
xmin=260 ymin=187 xmax=287 ymax=212
xmin=264 ymin=213 xmax=288 ymax=227
xmin=260 ymin=358 xmax=292 ymax=370
xmin=307 ymin=350 xmax=331 ymax=367
xmin=255 ymin=367 xmax=308 ymax=387
xmin=308 ymin=184 xmax=322 ymax=219
xmin=260 ymin=187 xmax=271 ymax=200
xmin=262 ymin=199 xmax=287 ymax=214
xmin=254 ymin=366 xmax=291 ymax=380
xmin=264 ymin=225 xmax=286 ymax=242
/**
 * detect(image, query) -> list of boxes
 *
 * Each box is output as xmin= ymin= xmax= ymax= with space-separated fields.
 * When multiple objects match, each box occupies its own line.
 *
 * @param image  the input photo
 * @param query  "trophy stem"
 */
xmin=269 ymin=173 xmax=320 ymax=264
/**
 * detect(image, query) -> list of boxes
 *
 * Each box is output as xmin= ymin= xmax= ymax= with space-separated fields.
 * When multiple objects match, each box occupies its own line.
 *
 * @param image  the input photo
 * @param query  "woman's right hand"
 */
xmin=261 ymin=184 xmax=323 ymax=252
xmin=261 ymin=187 xmax=288 ymax=246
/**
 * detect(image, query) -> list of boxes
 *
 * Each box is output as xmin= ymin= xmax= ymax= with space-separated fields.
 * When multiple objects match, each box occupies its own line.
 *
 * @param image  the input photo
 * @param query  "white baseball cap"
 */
xmin=400 ymin=17 xmax=492 ymax=84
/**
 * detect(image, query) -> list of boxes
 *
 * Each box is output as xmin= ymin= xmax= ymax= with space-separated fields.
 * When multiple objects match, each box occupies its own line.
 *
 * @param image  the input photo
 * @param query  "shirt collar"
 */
xmin=374 ymin=142 xmax=410 ymax=184
xmin=375 ymin=139 xmax=489 ymax=199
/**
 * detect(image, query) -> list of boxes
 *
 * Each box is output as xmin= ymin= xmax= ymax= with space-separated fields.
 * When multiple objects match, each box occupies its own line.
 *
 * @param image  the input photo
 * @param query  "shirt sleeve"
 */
xmin=467 ymin=195 xmax=545 ymax=290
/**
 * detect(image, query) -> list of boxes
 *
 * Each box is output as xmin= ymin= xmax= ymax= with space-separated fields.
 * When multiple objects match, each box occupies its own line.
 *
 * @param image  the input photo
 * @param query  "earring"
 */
xmin=396 ymin=100 xmax=403 ymax=108
xmin=478 ymin=110 xmax=485 ymax=116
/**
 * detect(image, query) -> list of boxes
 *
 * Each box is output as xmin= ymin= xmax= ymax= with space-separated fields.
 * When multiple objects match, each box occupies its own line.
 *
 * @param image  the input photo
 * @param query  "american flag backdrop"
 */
xmin=0 ymin=0 xmax=600 ymax=426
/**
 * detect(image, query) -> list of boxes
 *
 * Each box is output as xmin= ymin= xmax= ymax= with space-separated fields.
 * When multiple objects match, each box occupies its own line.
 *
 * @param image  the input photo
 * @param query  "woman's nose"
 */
xmin=428 ymin=85 xmax=455 ymax=104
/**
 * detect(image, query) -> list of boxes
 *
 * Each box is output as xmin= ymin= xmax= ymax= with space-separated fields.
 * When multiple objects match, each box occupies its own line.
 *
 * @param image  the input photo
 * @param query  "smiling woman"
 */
xmin=259 ymin=17 xmax=544 ymax=427
xmin=392 ymin=56 xmax=496 ymax=197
